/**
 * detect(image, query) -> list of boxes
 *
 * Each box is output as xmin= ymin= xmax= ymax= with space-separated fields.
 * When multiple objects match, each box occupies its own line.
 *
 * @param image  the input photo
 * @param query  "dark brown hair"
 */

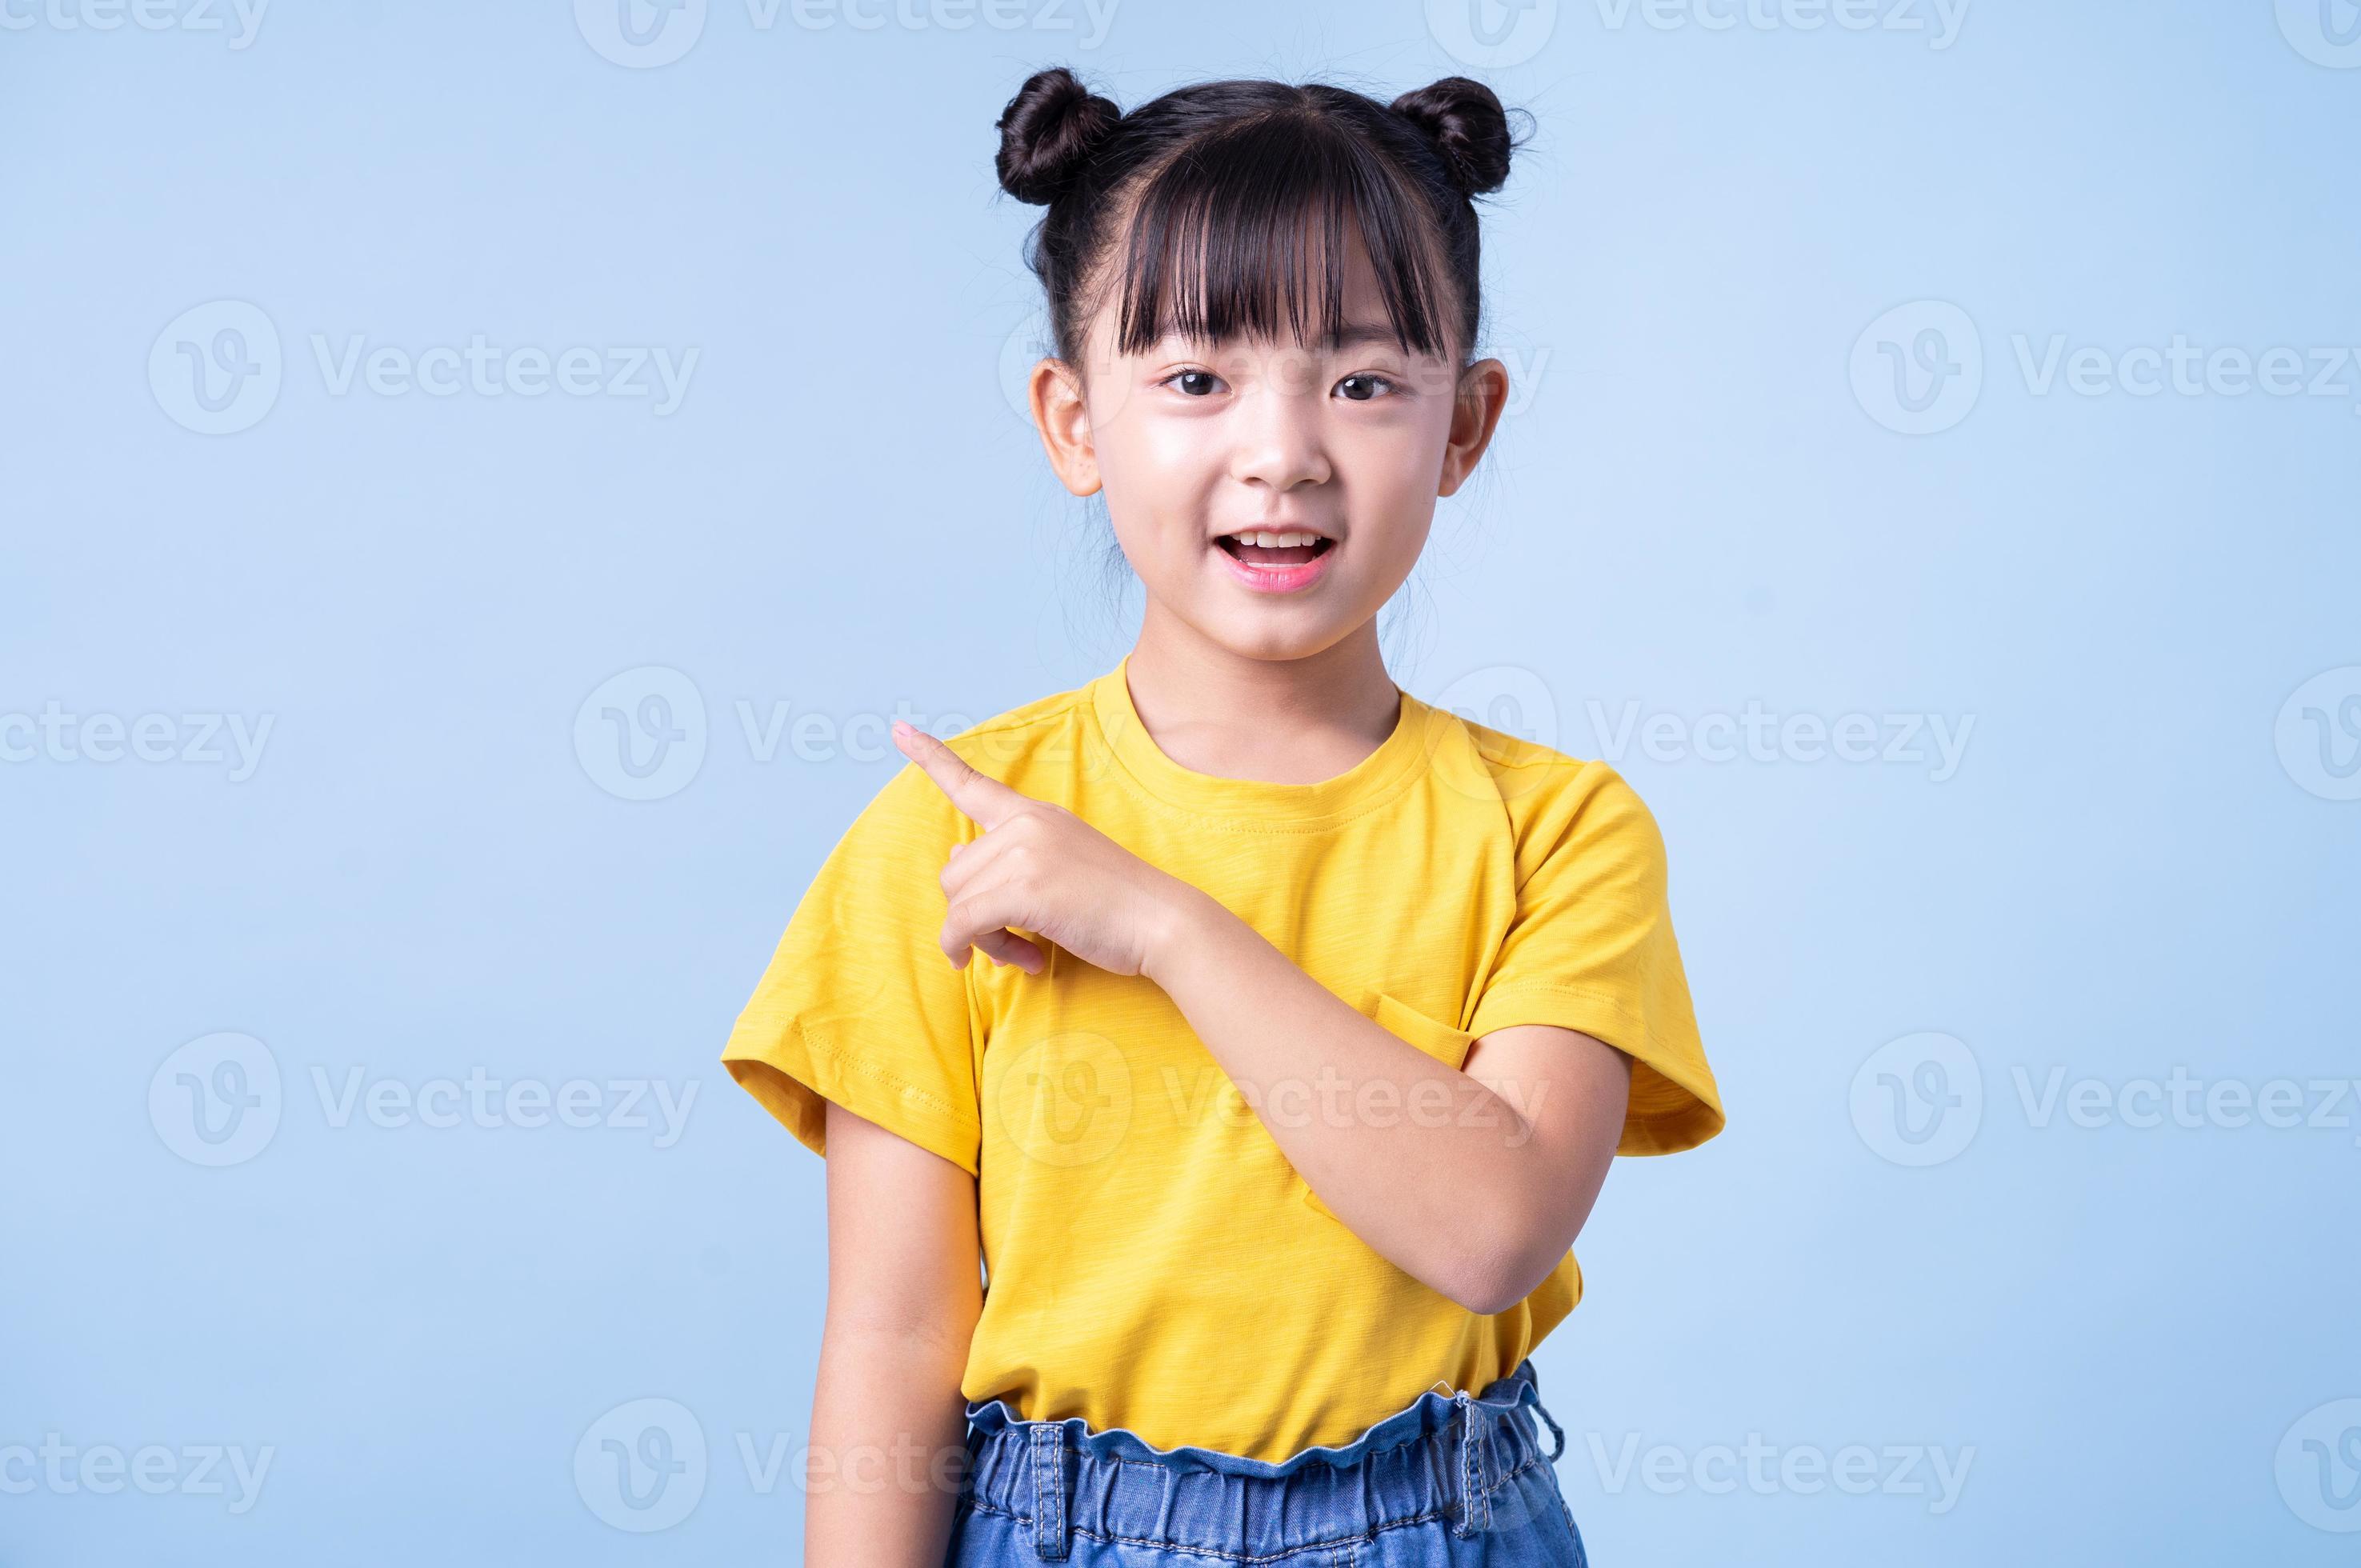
xmin=993 ymin=68 xmax=1527 ymax=371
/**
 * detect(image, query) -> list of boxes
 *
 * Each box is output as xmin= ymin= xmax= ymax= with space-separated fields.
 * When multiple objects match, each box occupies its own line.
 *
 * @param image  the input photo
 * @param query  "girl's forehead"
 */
xmin=1111 ymin=214 xmax=1390 ymax=301
xmin=1082 ymin=232 xmax=1433 ymax=359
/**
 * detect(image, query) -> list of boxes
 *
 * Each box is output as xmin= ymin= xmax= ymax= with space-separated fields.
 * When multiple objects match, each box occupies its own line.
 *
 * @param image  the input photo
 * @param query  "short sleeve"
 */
xmin=721 ymin=761 xmax=982 ymax=1175
xmin=1464 ymin=763 xmax=1724 ymax=1156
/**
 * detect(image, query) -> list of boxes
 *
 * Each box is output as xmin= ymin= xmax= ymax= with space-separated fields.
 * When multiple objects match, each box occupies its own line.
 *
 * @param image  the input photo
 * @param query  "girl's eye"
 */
xmin=1335 ymin=374 xmax=1397 ymax=402
xmin=1165 ymin=369 xmax=1225 ymax=397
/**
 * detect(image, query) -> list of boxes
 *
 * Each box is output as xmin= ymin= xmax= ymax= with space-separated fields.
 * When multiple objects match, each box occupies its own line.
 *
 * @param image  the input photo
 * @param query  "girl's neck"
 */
xmin=1119 ymin=618 xmax=1403 ymax=787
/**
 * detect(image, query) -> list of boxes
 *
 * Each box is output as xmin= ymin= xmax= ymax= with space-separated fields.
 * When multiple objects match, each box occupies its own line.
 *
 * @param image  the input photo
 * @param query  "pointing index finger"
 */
xmin=892 ymin=720 xmax=1025 ymax=830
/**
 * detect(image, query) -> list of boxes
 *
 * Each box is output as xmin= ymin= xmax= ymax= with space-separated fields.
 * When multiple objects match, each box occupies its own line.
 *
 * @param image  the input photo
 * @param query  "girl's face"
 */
xmin=1028 ymin=228 xmax=1509 ymax=663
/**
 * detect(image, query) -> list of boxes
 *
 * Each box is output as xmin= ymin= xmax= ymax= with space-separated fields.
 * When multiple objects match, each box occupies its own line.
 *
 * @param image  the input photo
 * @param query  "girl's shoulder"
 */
xmin=1438 ymin=699 xmax=1655 ymax=829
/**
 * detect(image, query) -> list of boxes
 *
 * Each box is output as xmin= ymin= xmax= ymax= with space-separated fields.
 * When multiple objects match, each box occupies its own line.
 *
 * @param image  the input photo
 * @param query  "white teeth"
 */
xmin=1228 ymin=530 xmax=1323 ymax=548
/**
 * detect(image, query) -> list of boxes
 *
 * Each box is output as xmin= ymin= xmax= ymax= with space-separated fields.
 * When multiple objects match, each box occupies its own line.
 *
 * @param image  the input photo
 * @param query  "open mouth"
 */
xmin=1214 ymin=530 xmax=1335 ymax=568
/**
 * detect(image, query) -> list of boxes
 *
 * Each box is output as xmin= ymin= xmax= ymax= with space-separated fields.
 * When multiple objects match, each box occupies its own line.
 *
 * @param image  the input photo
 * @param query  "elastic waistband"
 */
xmin=958 ymin=1359 xmax=1569 ymax=1561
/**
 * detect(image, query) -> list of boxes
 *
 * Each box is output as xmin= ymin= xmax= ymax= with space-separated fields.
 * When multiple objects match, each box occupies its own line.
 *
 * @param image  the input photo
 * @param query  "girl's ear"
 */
xmin=1437 ymin=358 xmax=1510 ymax=499
xmin=1028 ymin=356 xmax=1101 ymax=498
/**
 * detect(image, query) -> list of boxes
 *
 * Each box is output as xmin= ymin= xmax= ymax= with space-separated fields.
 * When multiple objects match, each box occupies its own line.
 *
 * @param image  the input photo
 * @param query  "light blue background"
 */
xmin=5 ymin=2 xmax=2357 ymax=1563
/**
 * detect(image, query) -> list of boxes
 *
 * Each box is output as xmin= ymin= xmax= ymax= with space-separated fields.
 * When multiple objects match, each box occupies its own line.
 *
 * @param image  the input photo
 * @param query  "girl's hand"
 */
xmin=890 ymin=718 xmax=1206 ymax=979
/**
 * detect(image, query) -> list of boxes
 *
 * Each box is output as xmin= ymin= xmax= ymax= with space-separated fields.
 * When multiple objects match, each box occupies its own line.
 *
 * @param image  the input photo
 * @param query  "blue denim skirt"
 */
xmin=942 ymin=1357 xmax=1586 ymax=1565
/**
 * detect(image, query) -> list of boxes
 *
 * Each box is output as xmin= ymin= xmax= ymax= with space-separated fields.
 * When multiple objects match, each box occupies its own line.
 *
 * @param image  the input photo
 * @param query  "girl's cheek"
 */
xmin=1332 ymin=412 xmax=1431 ymax=470
xmin=1134 ymin=416 xmax=1226 ymax=474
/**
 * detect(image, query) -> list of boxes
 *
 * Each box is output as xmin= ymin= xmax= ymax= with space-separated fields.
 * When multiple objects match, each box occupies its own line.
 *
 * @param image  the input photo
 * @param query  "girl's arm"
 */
xmin=804 ymin=1099 xmax=981 ymax=1567
xmin=1146 ymin=908 xmax=1634 ymax=1315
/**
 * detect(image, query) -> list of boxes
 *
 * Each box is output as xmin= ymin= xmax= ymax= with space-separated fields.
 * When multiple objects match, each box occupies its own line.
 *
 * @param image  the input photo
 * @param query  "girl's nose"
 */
xmin=1226 ymin=370 xmax=1333 ymax=493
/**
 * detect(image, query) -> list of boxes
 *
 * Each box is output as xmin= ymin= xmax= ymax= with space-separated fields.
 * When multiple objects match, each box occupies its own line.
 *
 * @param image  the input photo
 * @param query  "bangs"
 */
xmin=1106 ymin=113 xmax=1457 ymax=360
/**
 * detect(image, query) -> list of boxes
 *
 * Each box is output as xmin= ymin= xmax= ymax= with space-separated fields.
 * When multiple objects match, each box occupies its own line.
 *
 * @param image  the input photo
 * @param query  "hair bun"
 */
xmin=1390 ymin=75 xmax=1515 ymax=198
xmin=995 ymin=66 xmax=1122 ymax=206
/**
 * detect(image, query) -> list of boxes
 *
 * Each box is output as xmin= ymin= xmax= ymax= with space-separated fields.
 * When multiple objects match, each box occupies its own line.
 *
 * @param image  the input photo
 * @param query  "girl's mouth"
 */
xmin=1215 ymin=531 xmax=1332 ymax=566
xmin=1213 ymin=530 xmax=1337 ymax=594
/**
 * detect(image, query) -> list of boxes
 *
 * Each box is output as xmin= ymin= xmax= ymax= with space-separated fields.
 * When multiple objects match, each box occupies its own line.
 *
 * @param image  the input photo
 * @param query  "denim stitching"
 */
xmin=1028 ymin=1423 xmax=1066 ymax=1560
xmin=1453 ymin=1390 xmax=1484 ymax=1538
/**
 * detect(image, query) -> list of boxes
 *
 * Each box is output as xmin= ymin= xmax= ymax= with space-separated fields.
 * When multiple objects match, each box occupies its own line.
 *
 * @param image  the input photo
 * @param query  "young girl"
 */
xmin=723 ymin=66 xmax=1725 ymax=1566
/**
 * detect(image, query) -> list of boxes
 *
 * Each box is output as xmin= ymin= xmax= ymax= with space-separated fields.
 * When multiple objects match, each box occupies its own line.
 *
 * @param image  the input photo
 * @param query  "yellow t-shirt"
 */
xmin=722 ymin=654 xmax=1724 ymax=1462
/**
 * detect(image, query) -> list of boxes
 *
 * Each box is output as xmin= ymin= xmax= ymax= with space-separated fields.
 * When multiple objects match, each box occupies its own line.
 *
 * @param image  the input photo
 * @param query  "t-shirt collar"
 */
xmin=1085 ymin=651 xmax=1443 ymax=830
